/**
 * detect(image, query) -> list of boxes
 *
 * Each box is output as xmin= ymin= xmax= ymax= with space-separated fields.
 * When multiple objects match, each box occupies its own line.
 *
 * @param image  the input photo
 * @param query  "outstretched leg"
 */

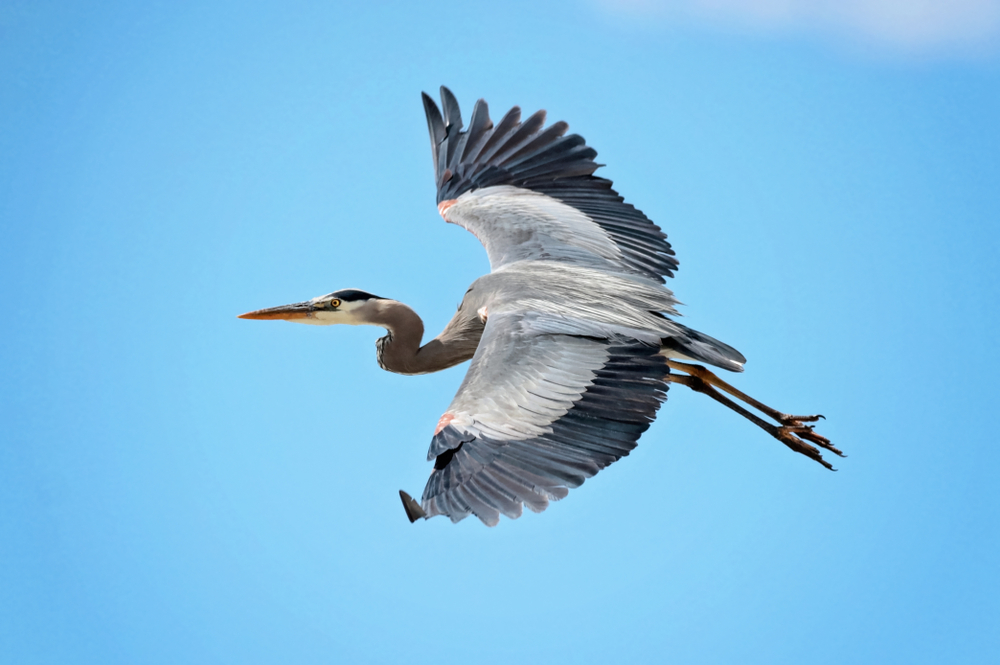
xmin=666 ymin=360 xmax=843 ymax=469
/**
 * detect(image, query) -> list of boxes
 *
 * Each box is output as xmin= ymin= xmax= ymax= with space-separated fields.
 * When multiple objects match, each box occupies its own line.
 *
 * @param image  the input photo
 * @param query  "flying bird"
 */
xmin=239 ymin=87 xmax=841 ymax=526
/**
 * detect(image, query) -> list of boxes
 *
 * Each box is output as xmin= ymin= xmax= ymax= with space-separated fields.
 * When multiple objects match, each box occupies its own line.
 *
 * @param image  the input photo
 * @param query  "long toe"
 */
xmin=781 ymin=413 xmax=825 ymax=424
xmin=797 ymin=429 xmax=844 ymax=457
xmin=775 ymin=426 xmax=836 ymax=470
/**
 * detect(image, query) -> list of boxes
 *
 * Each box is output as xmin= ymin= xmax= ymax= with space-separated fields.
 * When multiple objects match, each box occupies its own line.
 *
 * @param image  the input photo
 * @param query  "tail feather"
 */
xmin=661 ymin=325 xmax=746 ymax=372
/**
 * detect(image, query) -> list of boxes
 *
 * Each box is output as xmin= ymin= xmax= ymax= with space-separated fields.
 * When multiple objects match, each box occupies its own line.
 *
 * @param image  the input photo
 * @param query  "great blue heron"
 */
xmin=240 ymin=87 xmax=841 ymax=526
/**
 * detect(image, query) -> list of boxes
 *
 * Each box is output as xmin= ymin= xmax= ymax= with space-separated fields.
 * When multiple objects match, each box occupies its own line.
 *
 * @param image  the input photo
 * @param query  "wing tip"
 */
xmin=439 ymin=86 xmax=462 ymax=129
xmin=399 ymin=490 xmax=427 ymax=523
xmin=422 ymin=92 xmax=444 ymax=133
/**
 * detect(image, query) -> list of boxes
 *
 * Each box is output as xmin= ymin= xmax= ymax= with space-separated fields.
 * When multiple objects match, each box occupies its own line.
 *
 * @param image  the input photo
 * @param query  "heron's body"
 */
xmin=240 ymin=88 xmax=840 ymax=526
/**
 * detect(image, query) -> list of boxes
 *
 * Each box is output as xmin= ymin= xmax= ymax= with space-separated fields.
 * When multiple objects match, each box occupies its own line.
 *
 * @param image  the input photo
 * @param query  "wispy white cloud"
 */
xmin=596 ymin=0 xmax=1000 ymax=56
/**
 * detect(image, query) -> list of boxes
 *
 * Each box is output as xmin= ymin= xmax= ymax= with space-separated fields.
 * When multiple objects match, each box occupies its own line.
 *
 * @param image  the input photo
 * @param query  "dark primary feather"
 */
xmin=422 ymin=86 xmax=679 ymax=283
xmin=421 ymin=93 xmax=446 ymax=184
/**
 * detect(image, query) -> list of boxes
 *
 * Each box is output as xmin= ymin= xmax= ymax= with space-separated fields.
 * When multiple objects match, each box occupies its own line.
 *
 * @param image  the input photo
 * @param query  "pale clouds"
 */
xmin=596 ymin=0 xmax=1000 ymax=55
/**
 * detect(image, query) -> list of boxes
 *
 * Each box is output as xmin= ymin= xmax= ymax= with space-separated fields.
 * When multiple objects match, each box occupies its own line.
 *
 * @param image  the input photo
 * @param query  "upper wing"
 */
xmin=423 ymin=87 xmax=678 ymax=282
xmin=419 ymin=311 xmax=669 ymax=526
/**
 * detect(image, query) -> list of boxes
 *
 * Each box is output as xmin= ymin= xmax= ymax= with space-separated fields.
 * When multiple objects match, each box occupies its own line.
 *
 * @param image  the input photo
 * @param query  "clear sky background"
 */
xmin=2 ymin=1 xmax=998 ymax=663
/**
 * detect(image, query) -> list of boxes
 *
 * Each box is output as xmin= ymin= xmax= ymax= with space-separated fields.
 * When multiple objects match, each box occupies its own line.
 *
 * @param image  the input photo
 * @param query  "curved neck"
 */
xmin=368 ymin=300 xmax=470 ymax=375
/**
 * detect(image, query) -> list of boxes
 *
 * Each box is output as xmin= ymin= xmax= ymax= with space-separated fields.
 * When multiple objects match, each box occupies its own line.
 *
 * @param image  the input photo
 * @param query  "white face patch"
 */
xmin=292 ymin=299 xmax=369 ymax=326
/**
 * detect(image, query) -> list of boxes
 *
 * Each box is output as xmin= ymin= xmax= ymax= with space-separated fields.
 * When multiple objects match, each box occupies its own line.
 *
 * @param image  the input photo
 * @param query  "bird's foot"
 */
xmin=772 ymin=419 xmax=844 ymax=470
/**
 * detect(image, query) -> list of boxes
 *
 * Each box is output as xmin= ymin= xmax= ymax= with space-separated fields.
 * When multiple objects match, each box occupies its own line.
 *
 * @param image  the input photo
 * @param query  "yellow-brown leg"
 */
xmin=667 ymin=362 xmax=843 ymax=470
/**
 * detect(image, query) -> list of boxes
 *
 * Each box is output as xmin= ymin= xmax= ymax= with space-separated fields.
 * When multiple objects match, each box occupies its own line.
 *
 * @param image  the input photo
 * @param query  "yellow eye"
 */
xmin=329 ymin=299 xmax=341 ymax=308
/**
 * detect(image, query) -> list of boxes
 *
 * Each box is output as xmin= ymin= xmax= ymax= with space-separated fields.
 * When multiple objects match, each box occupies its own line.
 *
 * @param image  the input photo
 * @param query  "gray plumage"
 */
xmin=239 ymin=87 xmax=840 ymax=527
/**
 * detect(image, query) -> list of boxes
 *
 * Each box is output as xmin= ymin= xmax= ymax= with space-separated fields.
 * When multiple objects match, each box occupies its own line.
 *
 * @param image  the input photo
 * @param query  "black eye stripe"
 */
xmin=328 ymin=289 xmax=386 ymax=302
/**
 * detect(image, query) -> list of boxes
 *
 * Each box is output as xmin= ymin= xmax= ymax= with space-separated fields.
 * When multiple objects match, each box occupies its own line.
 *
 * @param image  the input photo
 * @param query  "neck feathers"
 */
xmin=370 ymin=300 xmax=426 ymax=375
xmin=371 ymin=299 xmax=480 ymax=375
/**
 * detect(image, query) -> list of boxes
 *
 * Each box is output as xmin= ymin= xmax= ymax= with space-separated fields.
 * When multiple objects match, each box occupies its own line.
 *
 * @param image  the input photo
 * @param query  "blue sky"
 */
xmin=2 ymin=1 xmax=998 ymax=663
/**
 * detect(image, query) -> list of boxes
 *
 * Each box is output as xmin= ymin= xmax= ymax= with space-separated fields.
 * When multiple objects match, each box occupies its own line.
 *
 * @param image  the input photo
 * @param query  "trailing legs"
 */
xmin=666 ymin=360 xmax=843 ymax=470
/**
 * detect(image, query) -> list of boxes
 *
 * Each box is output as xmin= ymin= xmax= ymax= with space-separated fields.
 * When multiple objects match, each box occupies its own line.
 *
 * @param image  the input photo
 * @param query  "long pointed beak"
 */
xmin=238 ymin=302 xmax=314 ymax=321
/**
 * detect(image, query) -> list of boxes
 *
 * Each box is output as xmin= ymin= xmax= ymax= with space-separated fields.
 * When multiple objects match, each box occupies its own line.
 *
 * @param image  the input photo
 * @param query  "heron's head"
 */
xmin=238 ymin=289 xmax=387 ymax=326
